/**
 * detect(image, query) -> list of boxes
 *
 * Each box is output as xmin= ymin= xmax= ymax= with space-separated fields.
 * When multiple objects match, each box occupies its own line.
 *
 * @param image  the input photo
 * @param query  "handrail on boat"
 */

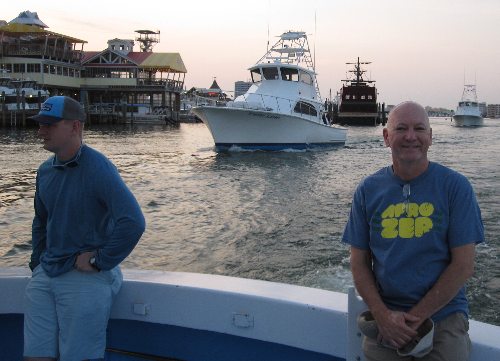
xmin=228 ymin=93 xmax=332 ymax=124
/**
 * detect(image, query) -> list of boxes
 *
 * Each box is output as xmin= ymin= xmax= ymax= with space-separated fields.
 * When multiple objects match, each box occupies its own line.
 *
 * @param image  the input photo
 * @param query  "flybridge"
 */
xmin=257 ymin=31 xmax=314 ymax=69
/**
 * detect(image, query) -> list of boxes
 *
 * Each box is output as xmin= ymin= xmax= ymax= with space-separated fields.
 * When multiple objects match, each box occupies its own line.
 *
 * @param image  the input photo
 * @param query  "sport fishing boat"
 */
xmin=452 ymin=84 xmax=483 ymax=127
xmin=1 ymin=267 xmax=499 ymax=360
xmin=191 ymin=31 xmax=347 ymax=151
xmin=335 ymin=58 xmax=385 ymax=126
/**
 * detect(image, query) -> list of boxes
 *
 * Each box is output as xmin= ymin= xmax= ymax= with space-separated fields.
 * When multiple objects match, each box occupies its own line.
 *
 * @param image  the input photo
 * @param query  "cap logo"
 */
xmin=41 ymin=103 xmax=53 ymax=112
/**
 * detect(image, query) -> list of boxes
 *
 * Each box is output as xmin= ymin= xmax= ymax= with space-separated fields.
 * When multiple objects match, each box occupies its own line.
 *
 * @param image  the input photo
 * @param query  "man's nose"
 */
xmin=404 ymin=128 xmax=417 ymax=140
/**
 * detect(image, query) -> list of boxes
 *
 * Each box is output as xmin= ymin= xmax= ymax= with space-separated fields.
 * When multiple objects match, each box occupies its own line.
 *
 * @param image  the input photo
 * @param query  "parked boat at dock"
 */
xmin=191 ymin=31 xmax=347 ymax=151
xmin=8 ymin=79 xmax=49 ymax=110
xmin=333 ymin=57 xmax=386 ymax=126
xmin=452 ymin=84 xmax=483 ymax=127
xmin=0 ymin=73 xmax=16 ymax=102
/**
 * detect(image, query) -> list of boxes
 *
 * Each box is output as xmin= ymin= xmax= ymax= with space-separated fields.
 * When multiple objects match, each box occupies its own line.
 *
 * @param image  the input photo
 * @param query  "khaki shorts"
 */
xmin=363 ymin=312 xmax=471 ymax=361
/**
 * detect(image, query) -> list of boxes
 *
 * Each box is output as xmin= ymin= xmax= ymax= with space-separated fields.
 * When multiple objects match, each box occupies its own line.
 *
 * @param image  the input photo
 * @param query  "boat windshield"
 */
xmin=281 ymin=67 xmax=299 ymax=81
xmin=294 ymin=101 xmax=317 ymax=116
xmin=251 ymin=68 xmax=262 ymax=83
xmin=459 ymin=101 xmax=477 ymax=107
xmin=299 ymin=71 xmax=313 ymax=85
xmin=262 ymin=67 xmax=279 ymax=80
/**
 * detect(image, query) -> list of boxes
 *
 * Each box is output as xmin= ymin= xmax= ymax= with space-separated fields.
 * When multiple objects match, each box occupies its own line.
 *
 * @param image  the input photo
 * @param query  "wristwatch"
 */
xmin=89 ymin=256 xmax=100 ymax=271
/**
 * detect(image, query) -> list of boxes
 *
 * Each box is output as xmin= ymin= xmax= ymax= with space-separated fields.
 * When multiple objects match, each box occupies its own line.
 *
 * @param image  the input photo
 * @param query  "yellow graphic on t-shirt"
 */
xmin=380 ymin=202 xmax=434 ymax=238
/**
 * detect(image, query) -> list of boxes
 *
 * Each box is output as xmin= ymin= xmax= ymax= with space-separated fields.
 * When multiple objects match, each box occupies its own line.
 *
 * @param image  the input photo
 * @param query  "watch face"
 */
xmin=89 ymin=257 xmax=99 ymax=271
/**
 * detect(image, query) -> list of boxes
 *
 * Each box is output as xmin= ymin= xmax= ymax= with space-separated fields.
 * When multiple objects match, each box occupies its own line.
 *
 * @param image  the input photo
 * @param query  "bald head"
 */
xmin=383 ymin=101 xmax=432 ymax=179
xmin=387 ymin=101 xmax=430 ymax=130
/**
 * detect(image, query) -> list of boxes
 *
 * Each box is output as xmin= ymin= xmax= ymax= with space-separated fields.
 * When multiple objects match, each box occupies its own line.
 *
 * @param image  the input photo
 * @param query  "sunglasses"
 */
xmin=403 ymin=183 xmax=411 ymax=216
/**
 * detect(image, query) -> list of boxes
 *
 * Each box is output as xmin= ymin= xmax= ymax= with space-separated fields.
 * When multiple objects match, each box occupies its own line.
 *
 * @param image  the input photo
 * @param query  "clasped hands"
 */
xmin=375 ymin=309 xmax=421 ymax=349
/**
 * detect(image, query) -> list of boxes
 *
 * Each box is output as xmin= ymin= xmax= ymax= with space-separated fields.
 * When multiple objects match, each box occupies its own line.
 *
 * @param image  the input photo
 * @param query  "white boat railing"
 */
xmin=226 ymin=93 xmax=332 ymax=125
xmin=188 ymin=94 xmax=228 ymax=107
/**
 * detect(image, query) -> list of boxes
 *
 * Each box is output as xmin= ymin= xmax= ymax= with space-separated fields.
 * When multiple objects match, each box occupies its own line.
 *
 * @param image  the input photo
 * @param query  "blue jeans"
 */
xmin=24 ymin=265 xmax=122 ymax=361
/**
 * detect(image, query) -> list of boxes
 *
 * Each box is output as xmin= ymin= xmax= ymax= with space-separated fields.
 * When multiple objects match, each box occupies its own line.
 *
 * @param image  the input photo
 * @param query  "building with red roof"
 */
xmin=0 ymin=11 xmax=187 ymax=123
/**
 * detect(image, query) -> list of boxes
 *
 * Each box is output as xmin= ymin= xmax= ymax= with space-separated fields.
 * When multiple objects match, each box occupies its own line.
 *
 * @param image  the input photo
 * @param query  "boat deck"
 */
xmin=1 ymin=268 xmax=499 ymax=361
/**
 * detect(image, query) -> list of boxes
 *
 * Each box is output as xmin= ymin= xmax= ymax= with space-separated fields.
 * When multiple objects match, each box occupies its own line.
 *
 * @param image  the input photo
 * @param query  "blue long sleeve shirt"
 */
xmin=30 ymin=144 xmax=146 ymax=277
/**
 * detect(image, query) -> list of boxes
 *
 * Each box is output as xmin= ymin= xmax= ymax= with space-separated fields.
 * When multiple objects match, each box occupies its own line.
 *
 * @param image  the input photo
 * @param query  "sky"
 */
xmin=4 ymin=0 xmax=500 ymax=109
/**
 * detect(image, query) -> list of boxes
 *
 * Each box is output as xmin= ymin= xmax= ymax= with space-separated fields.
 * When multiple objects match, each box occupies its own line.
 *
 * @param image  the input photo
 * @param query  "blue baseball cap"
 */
xmin=30 ymin=96 xmax=86 ymax=124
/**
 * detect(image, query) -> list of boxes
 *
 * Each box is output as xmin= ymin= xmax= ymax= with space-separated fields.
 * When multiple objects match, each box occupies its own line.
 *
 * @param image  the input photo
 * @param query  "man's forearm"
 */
xmin=350 ymin=247 xmax=419 ymax=347
xmin=409 ymin=244 xmax=475 ymax=320
xmin=351 ymin=249 xmax=388 ymax=317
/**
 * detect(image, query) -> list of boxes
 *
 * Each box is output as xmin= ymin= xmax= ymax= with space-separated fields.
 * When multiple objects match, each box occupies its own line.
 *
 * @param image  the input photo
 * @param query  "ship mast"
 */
xmin=342 ymin=57 xmax=374 ymax=85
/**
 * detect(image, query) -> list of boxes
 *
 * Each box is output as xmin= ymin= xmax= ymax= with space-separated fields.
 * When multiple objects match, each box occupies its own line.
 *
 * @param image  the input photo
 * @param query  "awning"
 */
xmin=0 ymin=23 xmax=87 ymax=43
xmin=139 ymin=53 xmax=187 ymax=73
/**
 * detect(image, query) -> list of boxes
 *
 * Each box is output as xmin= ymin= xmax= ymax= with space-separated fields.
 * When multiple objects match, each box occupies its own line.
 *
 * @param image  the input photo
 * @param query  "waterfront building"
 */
xmin=234 ymin=80 xmax=252 ymax=98
xmin=184 ymin=78 xmax=230 ymax=107
xmin=190 ymin=78 xmax=225 ymax=98
xmin=487 ymin=104 xmax=500 ymax=119
xmin=479 ymin=102 xmax=487 ymax=117
xmin=80 ymin=35 xmax=187 ymax=119
xmin=0 ymin=11 xmax=187 ymax=124
xmin=0 ymin=11 xmax=86 ymax=96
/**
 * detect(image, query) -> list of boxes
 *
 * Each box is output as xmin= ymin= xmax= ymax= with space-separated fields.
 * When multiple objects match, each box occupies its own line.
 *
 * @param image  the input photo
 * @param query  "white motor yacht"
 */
xmin=191 ymin=31 xmax=347 ymax=151
xmin=452 ymin=84 xmax=483 ymax=127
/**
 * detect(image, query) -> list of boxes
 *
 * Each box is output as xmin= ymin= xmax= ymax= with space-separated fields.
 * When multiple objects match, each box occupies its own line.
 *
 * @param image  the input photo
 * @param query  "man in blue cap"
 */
xmin=24 ymin=96 xmax=146 ymax=361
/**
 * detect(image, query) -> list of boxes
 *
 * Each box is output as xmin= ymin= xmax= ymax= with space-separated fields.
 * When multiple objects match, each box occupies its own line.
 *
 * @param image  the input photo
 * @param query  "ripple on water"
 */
xmin=0 ymin=119 xmax=499 ymax=325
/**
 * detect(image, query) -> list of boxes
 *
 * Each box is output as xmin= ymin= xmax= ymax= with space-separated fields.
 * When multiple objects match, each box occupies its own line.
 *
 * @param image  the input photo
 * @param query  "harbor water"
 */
xmin=0 ymin=118 xmax=499 ymax=326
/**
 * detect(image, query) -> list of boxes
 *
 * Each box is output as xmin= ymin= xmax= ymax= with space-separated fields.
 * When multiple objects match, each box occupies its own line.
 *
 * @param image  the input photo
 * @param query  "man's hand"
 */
xmin=74 ymin=251 xmax=97 ymax=272
xmin=374 ymin=309 xmax=420 ymax=348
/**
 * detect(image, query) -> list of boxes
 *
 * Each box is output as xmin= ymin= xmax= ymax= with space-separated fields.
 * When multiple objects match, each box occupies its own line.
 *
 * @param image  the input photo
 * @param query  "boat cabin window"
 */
xmin=251 ymin=69 xmax=262 ymax=83
xmin=299 ymin=71 xmax=313 ymax=85
xmin=13 ymin=64 xmax=26 ymax=73
xmin=262 ymin=67 xmax=279 ymax=80
xmin=294 ymin=101 xmax=317 ymax=116
xmin=345 ymin=95 xmax=350 ymax=100
xmin=281 ymin=67 xmax=299 ymax=81
xmin=27 ymin=64 xmax=41 ymax=73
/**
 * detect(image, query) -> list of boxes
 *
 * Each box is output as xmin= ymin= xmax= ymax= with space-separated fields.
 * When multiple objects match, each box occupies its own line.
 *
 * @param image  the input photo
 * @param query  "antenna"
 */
xmin=266 ymin=0 xmax=270 ymax=53
xmin=313 ymin=10 xmax=317 ymax=73
xmin=267 ymin=23 xmax=270 ymax=53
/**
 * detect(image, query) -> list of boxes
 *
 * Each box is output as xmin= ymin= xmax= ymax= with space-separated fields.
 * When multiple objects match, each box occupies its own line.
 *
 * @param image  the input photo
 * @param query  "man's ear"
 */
xmin=71 ymin=120 xmax=82 ymax=135
xmin=383 ymin=128 xmax=390 ymax=147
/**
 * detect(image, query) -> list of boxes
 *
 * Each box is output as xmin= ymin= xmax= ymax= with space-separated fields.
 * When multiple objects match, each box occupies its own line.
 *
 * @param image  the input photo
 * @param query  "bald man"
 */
xmin=343 ymin=101 xmax=484 ymax=361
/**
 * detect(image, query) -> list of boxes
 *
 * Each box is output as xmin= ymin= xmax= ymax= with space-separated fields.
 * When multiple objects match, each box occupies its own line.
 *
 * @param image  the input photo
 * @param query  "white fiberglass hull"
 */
xmin=1 ymin=268 xmax=500 ymax=361
xmin=192 ymin=106 xmax=347 ymax=150
xmin=452 ymin=114 xmax=484 ymax=127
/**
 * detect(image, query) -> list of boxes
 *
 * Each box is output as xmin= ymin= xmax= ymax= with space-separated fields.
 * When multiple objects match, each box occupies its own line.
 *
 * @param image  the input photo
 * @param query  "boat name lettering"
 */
xmin=247 ymin=112 xmax=280 ymax=119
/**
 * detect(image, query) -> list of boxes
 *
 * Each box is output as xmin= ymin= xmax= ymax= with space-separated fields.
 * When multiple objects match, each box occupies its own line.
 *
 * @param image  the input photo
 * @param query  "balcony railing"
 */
xmin=1 ymin=44 xmax=82 ymax=63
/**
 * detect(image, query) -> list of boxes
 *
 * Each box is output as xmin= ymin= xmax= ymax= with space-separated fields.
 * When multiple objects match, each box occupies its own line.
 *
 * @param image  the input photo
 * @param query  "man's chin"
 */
xmin=42 ymin=143 xmax=54 ymax=152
